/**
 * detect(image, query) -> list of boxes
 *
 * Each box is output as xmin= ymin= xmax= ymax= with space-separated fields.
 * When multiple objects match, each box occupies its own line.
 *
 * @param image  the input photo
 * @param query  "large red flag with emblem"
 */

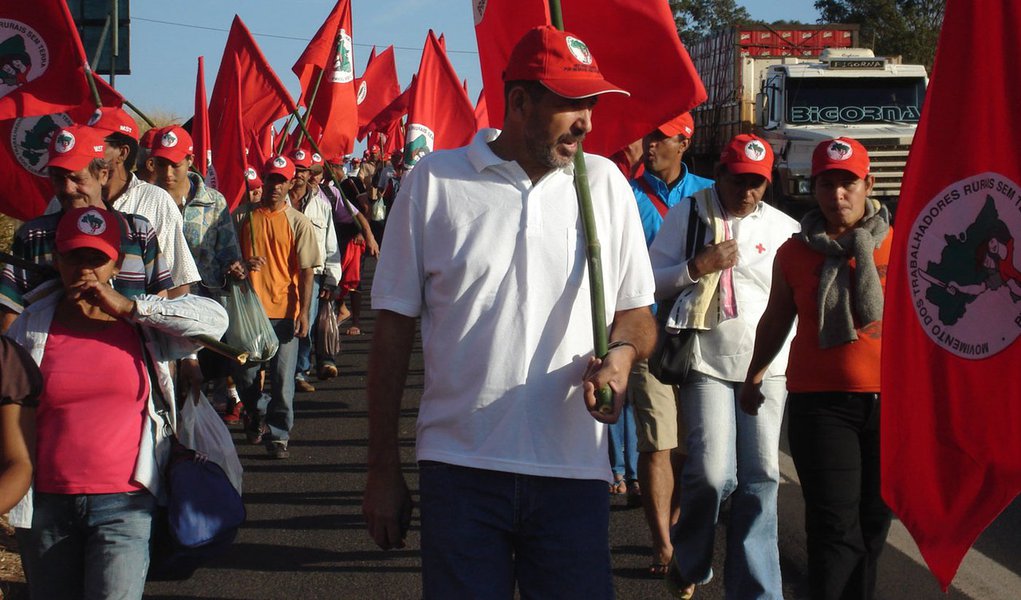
xmin=0 ymin=84 xmax=122 ymax=220
xmin=356 ymin=46 xmax=400 ymax=139
xmin=210 ymin=16 xmax=296 ymax=209
xmin=0 ymin=1 xmax=96 ymax=120
xmin=292 ymin=0 xmax=357 ymax=157
xmin=473 ymin=0 xmax=705 ymax=156
xmin=362 ymin=76 xmax=414 ymax=140
xmin=403 ymin=31 xmax=475 ymax=169
xmin=881 ymin=0 xmax=1021 ymax=589
xmin=193 ymin=57 xmax=211 ymax=178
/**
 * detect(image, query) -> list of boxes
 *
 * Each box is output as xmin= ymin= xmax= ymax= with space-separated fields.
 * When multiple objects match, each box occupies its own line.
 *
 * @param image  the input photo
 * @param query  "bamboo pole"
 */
xmin=549 ymin=0 xmax=613 ymax=414
xmin=288 ymin=108 xmax=364 ymax=233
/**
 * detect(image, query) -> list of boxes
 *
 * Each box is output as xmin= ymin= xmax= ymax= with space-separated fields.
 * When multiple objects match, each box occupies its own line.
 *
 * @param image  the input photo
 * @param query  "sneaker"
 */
xmin=222 ymin=402 xmax=242 ymax=425
xmin=317 ymin=361 xmax=338 ymax=380
xmin=268 ymin=440 xmax=289 ymax=459
xmin=295 ymin=377 xmax=316 ymax=393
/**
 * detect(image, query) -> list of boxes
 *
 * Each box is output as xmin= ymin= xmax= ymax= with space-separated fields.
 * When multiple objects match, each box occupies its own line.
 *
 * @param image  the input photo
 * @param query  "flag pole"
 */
xmin=83 ymin=62 xmax=103 ymax=108
xmin=293 ymin=67 xmax=327 ymax=150
xmin=289 ymin=108 xmax=365 ymax=234
xmin=549 ymin=0 xmax=613 ymax=415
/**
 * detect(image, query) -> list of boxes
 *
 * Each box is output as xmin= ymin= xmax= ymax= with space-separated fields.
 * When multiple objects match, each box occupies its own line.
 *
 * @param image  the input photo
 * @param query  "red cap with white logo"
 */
xmin=657 ymin=112 xmax=695 ymax=139
xmin=150 ymin=125 xmax=194 ymax=163
xmin=263 ymin=155 xmax=296 ymax=181
xmin=47 ymin=125 xmax=106 ymax=172
xmin=811 ymin=137 xmax=870 ymax=179
xmin=290 ymin=149 xmax=312 ymax=170
xmin=502 ymin=26 xmax=629 ymax=100
xmin=56 ymin=206 xmax=121 ymax=261
xmin=86 ymin=107 xmax=138 ymax=141
xmin=245 ymin=165 xmax=263 ymax=190
xmin=719 ymin=134 xmax=774 ymax=181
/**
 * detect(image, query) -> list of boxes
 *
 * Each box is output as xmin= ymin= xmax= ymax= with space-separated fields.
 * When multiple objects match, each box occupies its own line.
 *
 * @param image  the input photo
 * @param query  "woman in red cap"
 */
xmin=7 ymin=206 xmax=228 ymax=599
xmin=739 ymin=137 xmax=894 ymax=600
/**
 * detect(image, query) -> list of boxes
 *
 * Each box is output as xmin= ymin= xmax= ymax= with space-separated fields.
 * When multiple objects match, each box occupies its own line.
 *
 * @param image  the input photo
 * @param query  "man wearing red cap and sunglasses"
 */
xmin=364 ymin=26 xmax=656 ymax=598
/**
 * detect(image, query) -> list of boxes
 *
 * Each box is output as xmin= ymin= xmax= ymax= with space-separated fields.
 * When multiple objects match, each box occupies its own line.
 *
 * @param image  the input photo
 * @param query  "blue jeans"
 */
xmin=608 ymin=401 xmax=638 ymax=481
xmin=295 ymin=278 xmax=321 ymax=376
xmin=235 ymin=318 xmax=298 ymax=441
xmin=418 ymin=462 xmax=613 ymax=600
xmin=17 ymin=491 xmax=156 ymax=600
xmin=671 ymin=371 xmax=786 ymax=600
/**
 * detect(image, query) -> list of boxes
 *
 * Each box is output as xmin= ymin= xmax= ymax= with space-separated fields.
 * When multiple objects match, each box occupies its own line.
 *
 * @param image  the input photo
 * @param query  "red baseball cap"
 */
xmin=503 ymin=26 xmax=628 ymax=100
xmin=139 ymin=127 xmax=158 ymax=150
xmin=244 ymin=165 xmax=263 ymax=190
xmin=56 ymin=206 xmax=121 ymax=261
xmin=150 ymin=125 xmax=194 ymax=163
xmin=263 ymin=155 xmax=296 ymax=181
xmin=719 ymin=134 xmax=774 ymax=181
xmin=290 ymin=149 xmax=312 ymax=170
xmin=812 ymin=137 xmax=870 ymax=179
xmin=86 ymin=107 xmax=138 ymax=140
xmin=658 ymin=113 xmax=695 ymax=138
xmin=48 ymin=125 xmax=106 ymax=172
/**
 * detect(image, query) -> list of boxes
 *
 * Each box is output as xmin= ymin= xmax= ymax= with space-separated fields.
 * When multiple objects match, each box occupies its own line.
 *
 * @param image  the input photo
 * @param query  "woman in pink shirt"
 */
xmin=7 ymin=206 xmax=227 ymax=600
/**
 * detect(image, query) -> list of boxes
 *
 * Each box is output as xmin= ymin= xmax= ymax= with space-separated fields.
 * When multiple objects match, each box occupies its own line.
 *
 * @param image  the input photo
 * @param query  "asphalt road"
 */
xmin=142 ymin=257 xmax=1021 ymax=599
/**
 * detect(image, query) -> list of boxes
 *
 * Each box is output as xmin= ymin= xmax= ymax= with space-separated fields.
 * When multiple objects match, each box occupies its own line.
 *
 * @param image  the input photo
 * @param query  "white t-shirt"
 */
xmin=649 ymin=187 xmax=800 ymax=381
xmin=372 ymin=129 xmax=655 ymax=482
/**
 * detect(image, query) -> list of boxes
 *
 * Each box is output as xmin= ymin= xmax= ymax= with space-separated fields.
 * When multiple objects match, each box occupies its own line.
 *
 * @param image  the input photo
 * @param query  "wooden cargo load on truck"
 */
xmin=688 ymin=24 xmax=859 ymax=171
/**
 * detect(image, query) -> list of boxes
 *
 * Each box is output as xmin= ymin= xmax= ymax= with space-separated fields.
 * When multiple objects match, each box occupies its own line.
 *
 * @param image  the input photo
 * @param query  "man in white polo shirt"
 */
xmin=362 ymin=26 xmax=656 ymax=599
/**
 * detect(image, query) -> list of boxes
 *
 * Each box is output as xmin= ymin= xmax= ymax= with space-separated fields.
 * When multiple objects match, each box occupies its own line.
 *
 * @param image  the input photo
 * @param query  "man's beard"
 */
xmin=524 ymin=117 xmax=582 ymax=170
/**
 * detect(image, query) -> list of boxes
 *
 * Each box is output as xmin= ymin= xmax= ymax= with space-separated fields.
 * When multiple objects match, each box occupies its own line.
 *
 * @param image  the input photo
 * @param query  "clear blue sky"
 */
xmin=116 ymin=1 xmax=820 ymax=134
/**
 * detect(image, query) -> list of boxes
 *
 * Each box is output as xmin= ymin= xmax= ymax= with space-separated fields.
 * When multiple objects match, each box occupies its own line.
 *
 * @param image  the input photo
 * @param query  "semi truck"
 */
xmin=687 ymin=25 xmax=928 ymax=217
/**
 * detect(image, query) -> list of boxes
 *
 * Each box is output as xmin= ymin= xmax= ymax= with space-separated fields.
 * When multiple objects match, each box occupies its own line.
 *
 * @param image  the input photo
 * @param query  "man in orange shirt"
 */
xmin=234 ymin=155 xmax=322 ymax=459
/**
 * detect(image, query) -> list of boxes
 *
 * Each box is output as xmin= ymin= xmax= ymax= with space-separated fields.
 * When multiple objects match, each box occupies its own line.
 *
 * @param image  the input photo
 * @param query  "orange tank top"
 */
xmin=778 ymin=229 xmax=893 ymax=393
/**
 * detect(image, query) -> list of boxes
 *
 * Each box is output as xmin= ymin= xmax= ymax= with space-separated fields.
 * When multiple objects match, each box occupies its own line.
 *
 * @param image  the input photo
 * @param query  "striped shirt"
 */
xmin=0 ymin=211 xmax=173 ymax=314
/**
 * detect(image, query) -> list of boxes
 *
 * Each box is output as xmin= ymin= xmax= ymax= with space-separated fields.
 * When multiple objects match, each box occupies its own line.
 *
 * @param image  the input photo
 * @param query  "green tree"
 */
xmin=669 ymin=0 xmax=754 ymax=46
xmin=814 ymin=0 xmax=944 ymax=69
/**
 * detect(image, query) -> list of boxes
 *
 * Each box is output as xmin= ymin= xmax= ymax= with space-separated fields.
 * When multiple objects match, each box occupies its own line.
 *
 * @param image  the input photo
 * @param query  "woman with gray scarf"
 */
xmin=738 ymin=137 xmax=893 ymax=600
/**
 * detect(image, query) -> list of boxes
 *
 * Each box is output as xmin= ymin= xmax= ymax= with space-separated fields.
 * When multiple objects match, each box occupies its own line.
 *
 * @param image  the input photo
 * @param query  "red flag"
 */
xmin=380 ymin=118 xmax=404 ymax=157
xmin=292 ymin=0 xmax=357 ymax=157
xmin=881 ymin=0 xmax=1021 ymax=589
xmin=0 ymin=111 xmax=72 ymax=219
xmin=403 ymin=31 xmax=475 ymax=169
xmin=474 ymin=89 xmax=489 ymax=131
xmin=361 ymin=76 xmax=415 ymax=140
xmin=0 ymin=1 xmax=95 ymax=119
xmin=356 ymin=46 xmax=401 ymax=137
xmin=193 ymin=57 xmax=211 ymax=178
xmin=210 ymin=16 xmax=296 ymax=209
xmin=473 ymin=0 xmax=705 ymax=156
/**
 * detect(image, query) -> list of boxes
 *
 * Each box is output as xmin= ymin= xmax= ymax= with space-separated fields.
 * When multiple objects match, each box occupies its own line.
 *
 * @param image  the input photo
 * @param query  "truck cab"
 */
xmin=755 ymin=49 xmax=928 ymax=216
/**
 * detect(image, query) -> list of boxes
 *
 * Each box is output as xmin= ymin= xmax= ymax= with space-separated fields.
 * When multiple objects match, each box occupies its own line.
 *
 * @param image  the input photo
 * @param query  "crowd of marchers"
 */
xmin=0 ymin=25 xmax=891 ymax=600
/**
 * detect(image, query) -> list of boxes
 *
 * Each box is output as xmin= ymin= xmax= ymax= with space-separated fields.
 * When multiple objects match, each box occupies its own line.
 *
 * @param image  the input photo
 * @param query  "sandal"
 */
xmin=609 ymin=477 xmax=627 ymax=495
xmin=648 ymin=562 xmax=670 ymax=577
xmin=626 ymin=480 xmax=643 ymax=508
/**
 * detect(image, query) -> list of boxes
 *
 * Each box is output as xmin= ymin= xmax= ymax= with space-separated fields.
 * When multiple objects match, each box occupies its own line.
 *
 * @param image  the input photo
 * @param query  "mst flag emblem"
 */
xmin=565 ymin=36 xmax=592 ymax=65
xmin=907 ymin=172 xmax=1021 ymax=359
xmin=827 ymin=140 xmax=853 ymax=160
xmin=11 ymin=112 xmax=72 ymax=175
xmin=403 ymin=123 xmax=434 ymax=169
xmin=332 ymin=28 xmax=354 ymax=84
xmin=0 ymin=22 xmax=47 ymax=97
xmin=77 ymin=208 xmax=107 ymax=235
xmin=744 ymin=140 xmax=767 ymax=161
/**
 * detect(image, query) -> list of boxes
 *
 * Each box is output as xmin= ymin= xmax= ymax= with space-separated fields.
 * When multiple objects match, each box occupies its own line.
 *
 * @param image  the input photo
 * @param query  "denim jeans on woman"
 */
xmin=671 ymin=370 xmax=787 ymax=600
xmin=608 ymin=401 xmax=639 ymax=482
xmin=17 ymin=491 xmax=156 ymax=600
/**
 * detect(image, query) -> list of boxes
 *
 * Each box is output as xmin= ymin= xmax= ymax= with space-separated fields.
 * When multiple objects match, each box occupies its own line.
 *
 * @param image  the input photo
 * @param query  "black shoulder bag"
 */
xmin=649 ymin=198 xmax=708 ymax=385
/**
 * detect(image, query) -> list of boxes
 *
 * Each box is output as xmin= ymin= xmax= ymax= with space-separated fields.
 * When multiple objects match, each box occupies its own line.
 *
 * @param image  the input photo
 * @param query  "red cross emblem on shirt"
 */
xmin=756 ymin=243 xmax=766 ymax=254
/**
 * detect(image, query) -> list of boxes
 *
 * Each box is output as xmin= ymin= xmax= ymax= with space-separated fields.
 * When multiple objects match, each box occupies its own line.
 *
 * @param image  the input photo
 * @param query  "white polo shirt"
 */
xmin=373 ymin=129 xmax=655 ymax=482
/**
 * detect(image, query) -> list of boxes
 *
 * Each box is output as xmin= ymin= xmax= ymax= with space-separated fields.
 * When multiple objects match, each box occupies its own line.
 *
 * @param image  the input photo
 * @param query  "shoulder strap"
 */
xmin=636 ymin=176 xmax=670 ymax=218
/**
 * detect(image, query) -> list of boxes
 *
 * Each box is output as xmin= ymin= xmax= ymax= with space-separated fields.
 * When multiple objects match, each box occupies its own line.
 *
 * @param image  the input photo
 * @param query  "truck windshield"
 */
xmin=785 ymin=77 xmax=926 ymax=124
